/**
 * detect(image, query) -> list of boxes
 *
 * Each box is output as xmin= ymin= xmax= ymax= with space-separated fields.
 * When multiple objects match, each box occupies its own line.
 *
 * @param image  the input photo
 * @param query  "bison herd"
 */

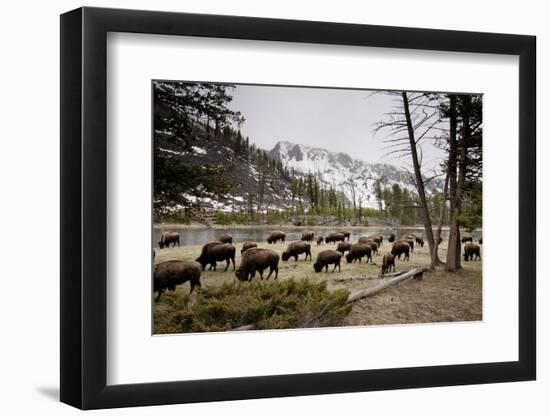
xmin=153 ymin=229 xmax=482 ymax=300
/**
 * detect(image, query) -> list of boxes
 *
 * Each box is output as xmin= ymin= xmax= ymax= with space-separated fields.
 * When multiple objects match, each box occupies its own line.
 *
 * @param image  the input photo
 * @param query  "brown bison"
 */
xmin=367 ymin=235 xmax=383 ymax=247
xmin=153 ymin=260 xmax=201 ymax=301
xmin=267 ymin=230 xmax=286 ymax=244
xmin=339 ymin=231 xmax=351 ymax=241
xmin=415 ymin=236 xmax=424 ymax=247
xmin=218 ymin=234 xmax=233 ymax=244
xmin=282 ymin=241 xmax=312 ymax=261
xmin=345 ymin=243 xmax=372 ymax=264
xmin=461 ymin=236 xmax=473 ymax=244
xmin=325 ymin=232 xmax=346 ymax=244
xmin=479 ymin=237 xmax=483 ymax=245
xmin=358 ymin=237 xmax=379 ymax=255
xmin=388 ymin=233 xmax=396 ymax=243
xmin=313 ymin=250 xmax=342 ymax=273
xmin=195 ymin=242 xmax=236 ymax=271
xmin=391 ymin=241 xmax=410 ymax=261
xmin=158 ymin=231 xmax=180 ymax=249
xmin=463 ymin=242 xmax=481 ymax=261
xmin=241 ymin=240 xmax=258 ymax=254
xmin=235 ymin=248 xmax=279 ymax=281
xmin=317 ymin=236 xmax=324 ymax=245
xmin=301 ymin=231 xmax=314 ymax=242
xmin=381 ymin=253 xmax=396 ymax=274
xmin=401 ymin=237 xmax=414 ymax=252
xmin=336 ymin=241 xmax=352 ymax=255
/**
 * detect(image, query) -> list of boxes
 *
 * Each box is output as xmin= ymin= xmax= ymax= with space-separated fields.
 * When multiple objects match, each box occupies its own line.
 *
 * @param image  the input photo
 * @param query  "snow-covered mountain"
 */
xmin=269 ymin=141 xmax=440 ymax=208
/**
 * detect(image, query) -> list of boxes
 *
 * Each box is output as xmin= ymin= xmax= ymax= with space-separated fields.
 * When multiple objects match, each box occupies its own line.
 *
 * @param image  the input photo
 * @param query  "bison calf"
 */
xmin=314 ymin=250 xmax=342 ymax=273
xmin=235 ymin=248 xmax=279 ymax=281
xmin=282 ymin=241 xmax=312 ymax=261
xmin=381 ymin=253 xmax=396 ymax=274
xmin=154 ymin=260 xmax=201 ymax=301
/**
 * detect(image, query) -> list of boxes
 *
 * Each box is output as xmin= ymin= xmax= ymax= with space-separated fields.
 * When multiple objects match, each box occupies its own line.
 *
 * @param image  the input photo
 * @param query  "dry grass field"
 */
xmin=153 ymin=235 xmax=482 ymax=332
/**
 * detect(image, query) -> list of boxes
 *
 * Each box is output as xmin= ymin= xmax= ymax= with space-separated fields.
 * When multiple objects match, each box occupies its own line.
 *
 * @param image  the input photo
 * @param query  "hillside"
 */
xmin=269 ymin=140 xmax=438 ymax=208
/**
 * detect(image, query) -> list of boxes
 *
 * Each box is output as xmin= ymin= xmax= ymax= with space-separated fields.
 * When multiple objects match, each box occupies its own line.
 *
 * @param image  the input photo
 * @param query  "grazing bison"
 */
xmin=218 ymin=234 xmax=233 ymax=244
xmin=241 ymin=240 xmax=258 ymax=254
xmin=391 ymin=241 xmax=410 ymax=261
xmin=313 ymin=250 xmax=342 ymax=273
xmin=158 ymin=231 xmax=180 ymax=249
xmin=282 ymin=241 xmax=312 ymax=261
xmin=195 ymin=242 xmax=236 ymax=271
xmin=388 ymin=233 xmax=396 ymax=243
xmin=366 ymin=235 xmax=382 ymax=246
xmin=317 ymin=236 xmax=324 ymax=245
xmin=358 ymin=237 xmax=379 ymax=255
xmin=153 ymin=260 xmax=201 ymax=301
xmin=463 ymin=242 xmax=481 ymax=261
xmin=345 ymin=243 xmax=373 ymax=264
xmin=336 ymin=241 xmax=352 ymax=255
xmin=479 ymin=237 xmax=483 ymax=245
xmin=301 ymin=231 xmax=314 ymax=242
xmin=339 ymin=231 xmax=351 ymax=241
xmin=401 ymin=237 xmax=414 ymax=252
xmin=267 ymin=230 xmax=286 ymax=244
xmin=461 ymin=236 xmax=473 ymax=244
xmin=415 ymin=236 xmax=424 ymax=247
xmin=235 ymin=248 xmax=279 ymax=281
xmin=381 ymin=253 xmax=396 ymax=274
xmin=325 ymin=232 xmax=346 ymax=244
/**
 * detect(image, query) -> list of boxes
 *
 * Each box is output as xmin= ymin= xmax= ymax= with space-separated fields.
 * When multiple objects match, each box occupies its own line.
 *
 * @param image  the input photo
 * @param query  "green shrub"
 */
xmin=154 ymin=279 xmax=352 ymax=334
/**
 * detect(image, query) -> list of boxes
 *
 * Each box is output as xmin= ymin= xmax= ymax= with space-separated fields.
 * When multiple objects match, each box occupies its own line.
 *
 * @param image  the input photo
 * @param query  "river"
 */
xmin=153 ymin=225 xmax=481 ymax=247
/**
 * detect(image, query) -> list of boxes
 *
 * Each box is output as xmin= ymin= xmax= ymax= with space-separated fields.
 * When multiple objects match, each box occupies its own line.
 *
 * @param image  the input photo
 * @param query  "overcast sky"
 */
xmin=227 ymin=84 xmax=446 ymax=171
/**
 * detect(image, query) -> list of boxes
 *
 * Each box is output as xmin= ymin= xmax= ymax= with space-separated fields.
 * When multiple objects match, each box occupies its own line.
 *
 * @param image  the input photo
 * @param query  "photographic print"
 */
xmin=152 ymin=81 xmax=482 ymax=334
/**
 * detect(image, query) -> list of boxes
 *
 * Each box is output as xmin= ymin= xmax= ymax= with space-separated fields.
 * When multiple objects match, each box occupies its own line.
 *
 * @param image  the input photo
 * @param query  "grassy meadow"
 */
xmin=153 ymin=234 xmax=482 ymax=333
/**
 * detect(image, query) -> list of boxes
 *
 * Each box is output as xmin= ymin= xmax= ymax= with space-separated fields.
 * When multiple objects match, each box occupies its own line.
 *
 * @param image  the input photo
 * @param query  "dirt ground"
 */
xmin=154 ymin=235 xmax=482 ymax=327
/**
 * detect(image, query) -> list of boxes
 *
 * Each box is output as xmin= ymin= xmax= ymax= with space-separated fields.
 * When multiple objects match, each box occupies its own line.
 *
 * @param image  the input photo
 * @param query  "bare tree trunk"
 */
xmin=446 ymin=95 xmax=460 ymax=271
xmin=401 ymin=92 xmax=438 ymax=269
xmin=434 ymin=165 xmax=450 ymax=262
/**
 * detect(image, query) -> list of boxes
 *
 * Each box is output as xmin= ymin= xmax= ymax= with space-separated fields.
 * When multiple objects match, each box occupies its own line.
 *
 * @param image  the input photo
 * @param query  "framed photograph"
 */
xmin=60 ymin=6 xmax=536 ymax=409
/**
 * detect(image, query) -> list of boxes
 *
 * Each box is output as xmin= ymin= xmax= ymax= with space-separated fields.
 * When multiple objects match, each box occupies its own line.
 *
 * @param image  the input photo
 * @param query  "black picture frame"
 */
xmin=60 ymin=6 xmax=536 ymax=410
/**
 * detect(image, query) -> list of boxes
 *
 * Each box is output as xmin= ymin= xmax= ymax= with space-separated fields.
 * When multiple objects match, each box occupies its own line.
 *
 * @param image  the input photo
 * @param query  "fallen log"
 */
xmin=346 ymin=268 xmax=428 ymax=303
